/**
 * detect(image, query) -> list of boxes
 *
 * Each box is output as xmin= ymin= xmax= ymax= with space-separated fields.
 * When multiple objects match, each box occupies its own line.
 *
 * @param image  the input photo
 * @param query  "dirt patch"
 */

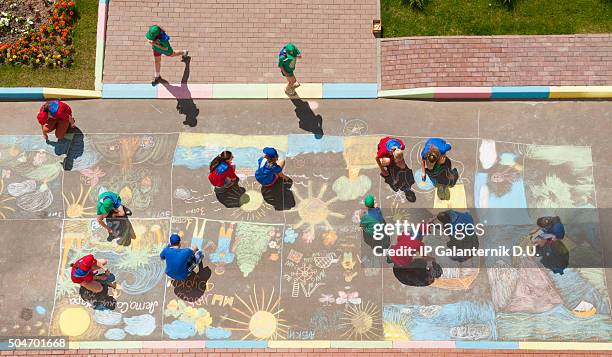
xmin=0 ymin=0 xmax=53 ymax=44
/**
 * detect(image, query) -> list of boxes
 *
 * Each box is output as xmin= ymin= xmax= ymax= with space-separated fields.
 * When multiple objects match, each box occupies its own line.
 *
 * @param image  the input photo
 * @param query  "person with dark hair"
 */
xmin=208 ymin=151 xmax=238 ymax=193
xmin=435 ymin=209 xmax=479 ymax=262
xmin=160 ymin=234 xmax=204 ymax=281
xmin=146 ymin=25 xmax=189 ymax=84
xmin=255 ymin=147 xmax=290 ymax=187
xmin=531 ymin=216 xmax=565 ymax=246
xmin=36 ymin=100 xmax=75 ymax=141
xmin=421 ymin=138 xmax=456 ymax=201
xmin=387 ymin=149 xmax=416 ymax=202
xmin=70 ymin=254 xmax=116 ymax=293
xmin=96 ymin=191 xmax=132 ymax=240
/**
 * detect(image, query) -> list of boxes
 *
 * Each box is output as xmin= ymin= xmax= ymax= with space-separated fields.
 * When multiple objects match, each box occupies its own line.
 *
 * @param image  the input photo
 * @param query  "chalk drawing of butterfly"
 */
xmin=335 ymin=291 xmax=361 ymax=306
xmin=318 ymin=294 xmax=335 ymax=306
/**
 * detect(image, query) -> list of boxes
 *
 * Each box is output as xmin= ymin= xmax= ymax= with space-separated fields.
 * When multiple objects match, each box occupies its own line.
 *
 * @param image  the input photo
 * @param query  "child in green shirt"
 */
xmin=146 ymin=25 xmax=189 ymax=84
xmin=278 ymin=43 xmax=302 ymax=96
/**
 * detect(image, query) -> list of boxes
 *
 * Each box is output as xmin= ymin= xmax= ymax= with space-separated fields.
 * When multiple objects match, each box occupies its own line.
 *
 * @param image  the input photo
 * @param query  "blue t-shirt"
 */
xmin=447 ymin=210 xmax=474 ymax=237
xmin=255 ymin=157 xmax=282 ymax=186
xmin=543 ymin=222 xmax=565 ymax=240
xmin=160 ymin=246 xmax=194 ymax=280
xmin=421 ymin=138 xmax=452 ymax=159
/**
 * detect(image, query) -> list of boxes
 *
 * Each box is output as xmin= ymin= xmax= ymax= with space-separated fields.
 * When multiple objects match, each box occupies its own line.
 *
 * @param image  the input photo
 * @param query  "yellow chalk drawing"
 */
xmin=63 ymin=183 xmax=95 ymax=218
xmin=339 ymin=301 xmax=382 ymax=340
xmin=58 ymin=307 xmax=91 ymax=337
xmin=343 ymin=136 xmax=380 ymax=171
xmin=383 ymin=308 xmax=411 ymax=341
xmin=222 ymin=286 xmax=288 ymax=340
xmin=291 ymin=181 xmax=345 ymax=238
xmin=178 ymin=133 xmax=288 ymax=152
xmin=433 ymin=183 xmax=467 ymax=209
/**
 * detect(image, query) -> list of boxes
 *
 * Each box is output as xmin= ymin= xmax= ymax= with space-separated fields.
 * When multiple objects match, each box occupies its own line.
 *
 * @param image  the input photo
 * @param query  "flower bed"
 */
xmin=0 ymin=0 xmax=77 ymax=68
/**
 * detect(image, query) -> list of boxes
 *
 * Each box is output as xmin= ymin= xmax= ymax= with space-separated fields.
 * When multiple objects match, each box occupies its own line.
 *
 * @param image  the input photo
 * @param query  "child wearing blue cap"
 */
xmin=160 ymin=234 xmax=204 ymax=281
xmin=255 ymin=147 xmax=290 ymax=186
xmin=420 ymin=138 xmax=457 ymax=200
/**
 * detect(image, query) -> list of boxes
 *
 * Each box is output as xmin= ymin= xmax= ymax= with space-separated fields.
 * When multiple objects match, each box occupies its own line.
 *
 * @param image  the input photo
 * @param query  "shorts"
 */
xmin=281 ymin=69 xmax=295 ymax=78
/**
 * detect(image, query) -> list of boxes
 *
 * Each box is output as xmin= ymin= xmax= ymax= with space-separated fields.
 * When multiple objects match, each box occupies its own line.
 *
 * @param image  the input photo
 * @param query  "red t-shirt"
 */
xmin=208 ymin=162 xmax=238 ymax=187
xmin=390 ymin=233 xmax=423 ymax=267
xmin=70 ymin=254 xmax=96 ymax=283
xmin=37 ymin=100 xmax=72 ymax=125
xmin=376 ymin=137 xmax=405 ymax=159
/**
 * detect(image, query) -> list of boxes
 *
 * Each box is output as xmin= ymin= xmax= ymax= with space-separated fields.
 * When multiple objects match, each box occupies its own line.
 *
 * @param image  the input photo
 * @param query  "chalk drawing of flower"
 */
xmin=80 ymin=166 xmax=106 ymax=187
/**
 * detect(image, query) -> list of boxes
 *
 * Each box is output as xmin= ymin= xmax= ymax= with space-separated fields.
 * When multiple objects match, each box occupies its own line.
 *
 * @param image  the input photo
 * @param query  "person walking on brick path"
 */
xmin=278 ymin=43 xmax=302 ymax=96
xmin=96 ymin=191 xmax=131 ymax=237
xmin=160 ymin=234 xmax=204 ymax=281
xmin=36 ymin=100 xmax=75 ymax=141
xmin=146 ymin=25 xmax=189 ymax=85
xmin=208 ymin=151 xmax=239 ymax=193
xmin=420 ymin=137 xmax=457 ymax=201
xmin=70 ymin=254 xmax=116 ymax=293
xmin=255 ymin=147 xmax=290 ymax=187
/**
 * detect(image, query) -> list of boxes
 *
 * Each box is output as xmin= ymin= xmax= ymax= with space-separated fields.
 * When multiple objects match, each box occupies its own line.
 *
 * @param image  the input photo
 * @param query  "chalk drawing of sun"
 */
xmin=222 ymin=286 xmax=288 ymax=340
xmin=383 ymin=307 xmax=411 ymax=341
xmin=292 ymin=181 xmax=344 ymax=237
xmin=63 ymin=184 xmax=95 ymax=218
xmin=229 ymin=181 xmax=272 ymax=221
xmin=339 ymin=301 xmax=382 ymax=340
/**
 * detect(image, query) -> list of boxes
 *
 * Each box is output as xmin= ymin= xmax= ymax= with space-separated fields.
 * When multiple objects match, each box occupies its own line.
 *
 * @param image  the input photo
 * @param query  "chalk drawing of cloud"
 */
xmin=104 ymin=328 xmax=126 ymax=340
xmin=206 ymin=326 xmax=232 ymax=339
xmin=164 ymin=320 xmax=196 ymax=339
xmin=332 ymin=175 xmax=371 ymax=201
xmin=94 ymin=309 xmax=122 ymax=326
xmin=123 ymin=314 xmax=156 ymax=336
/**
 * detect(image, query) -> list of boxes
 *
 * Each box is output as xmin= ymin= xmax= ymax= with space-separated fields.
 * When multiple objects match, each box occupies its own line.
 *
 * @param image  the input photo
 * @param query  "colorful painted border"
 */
xmin=2 ymin=340 xmax=610 ymax=351
xmin=94 ymin=0 xmax=110 ymax=91
xmin=378 ymin=86 xmax=612 ymax=100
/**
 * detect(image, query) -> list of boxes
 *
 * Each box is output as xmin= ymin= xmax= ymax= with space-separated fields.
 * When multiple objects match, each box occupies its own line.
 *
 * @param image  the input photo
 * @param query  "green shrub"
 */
xmin=402 ymin=0 xmax=426 ymax=10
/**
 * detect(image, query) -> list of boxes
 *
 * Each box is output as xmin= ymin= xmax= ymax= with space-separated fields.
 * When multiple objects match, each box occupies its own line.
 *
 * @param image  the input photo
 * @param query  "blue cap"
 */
xmin=169 ymin=234 xmax=181 ymax=245
xmin=263 ymin=147 xmax=278 ymax=158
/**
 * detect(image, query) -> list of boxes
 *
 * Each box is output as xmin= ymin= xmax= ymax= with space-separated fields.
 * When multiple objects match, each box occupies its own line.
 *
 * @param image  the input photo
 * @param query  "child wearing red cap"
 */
xmin=37 ymin=100 xmax=75 ymax=141
xmin=70 ymin=254 xmax=116 ymax=293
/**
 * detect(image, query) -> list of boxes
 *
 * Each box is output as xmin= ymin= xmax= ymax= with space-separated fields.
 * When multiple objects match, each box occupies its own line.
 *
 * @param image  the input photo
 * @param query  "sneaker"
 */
xmin=152 ymin=76 xmax=162 ymax=86
xmin=285 ymin=87 xmax=296 ymax=96
xmin=293 ymin=82 xmax=301 ymax=89
xmin=436 ymin=185 xmax=445 ymax=200
xmin=404 ymin=190 xmax=416 ymax=203
xmin=123 ymin=206 xmax=132 ymax=216
xmin=183 ymin=49 xmax=189 ymax=58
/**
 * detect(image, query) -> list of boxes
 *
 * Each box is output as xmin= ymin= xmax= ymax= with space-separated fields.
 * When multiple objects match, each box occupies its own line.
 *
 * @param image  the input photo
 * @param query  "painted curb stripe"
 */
xmin=330 ymin=341 xmax=393 ymax=348
xmin=378 ymin=87 xmax=435 ymax=99
xmin=455 ymin=341 xmax=519 ymax=349
xmin=103 ymin=84 xmax=157 ymax=98
xmin=212 ymin=84 xmax=268 ymax=99
xmin=143 ymin=340 xmax=206 ymax=348
xmin=0 ymin=87 xmax=44 ymax=100
xmin=491 ymin=86 xmax=549 ymax=99
xmin=68 ymin=341 xmax=80 ymax=350
xmin=268 ymin=83 xmax=323 ymax=99
xmin=205 ymin=340 xmax=268 ymax=348
xmin=94 ymin=0 xmax=107 ymax=91
xmin=434 ymin=87 xmax=492 ymax=99
xmin=323 ymin=83 xmax=378 ymax=99
xmin=78 ymin=341 xmax=143 ymax=349
xmin=519 ymin=342 xmax=612 ymax=350
xmin=549 ymin=85 xmax=612 ymax=99
xmin=268 ymin=340 xmax=331 ymax=348
xmin=43 ymin=88 xmax=102 ymax=99
xmin=393 ymin=341 xmax=455 ymax=348
xmin=0 ymin=342 xmax=14 ymax=351
xmin=157 ymin=84 xmax=214 ymax=99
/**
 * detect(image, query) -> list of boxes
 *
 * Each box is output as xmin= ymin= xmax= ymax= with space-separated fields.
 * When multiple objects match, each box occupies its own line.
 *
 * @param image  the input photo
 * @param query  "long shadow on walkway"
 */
xmin=160 ymin=57 xmax=200 ymax=127
xmin=172 ymin=265 xmax=212 ymax=302
xmin=291 ymin=98 xmax=323 ymax=138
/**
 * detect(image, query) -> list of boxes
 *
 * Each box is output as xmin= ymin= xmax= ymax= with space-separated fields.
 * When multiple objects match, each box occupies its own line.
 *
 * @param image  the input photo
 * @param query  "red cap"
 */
xmin=37 ymin=108 xmax=48 ymax=125
xmin=77 ymin=254 xmax=97 ymax=272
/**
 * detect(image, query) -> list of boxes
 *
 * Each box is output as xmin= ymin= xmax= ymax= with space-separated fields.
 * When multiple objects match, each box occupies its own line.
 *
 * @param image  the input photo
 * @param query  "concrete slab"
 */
xmin=212 ymin=84 xmax=268 ymax=99
xmin=102 ymin=84 xmax=157 ymax=99
xmin=323 ymin=83 xmax=378 ymax=99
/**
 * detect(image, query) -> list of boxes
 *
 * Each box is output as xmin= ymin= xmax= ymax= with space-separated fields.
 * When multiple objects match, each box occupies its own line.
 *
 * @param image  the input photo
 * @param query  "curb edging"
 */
xmin=378 ymin=86 xmax=612 ymax=100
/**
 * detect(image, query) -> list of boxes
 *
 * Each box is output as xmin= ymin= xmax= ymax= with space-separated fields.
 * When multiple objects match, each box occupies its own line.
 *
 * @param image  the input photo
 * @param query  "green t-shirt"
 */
xmin=360 ymin=212 xmax=381 ymax=236
xmin=278 ymin=47 xmax=300 ymax=75
xmin=96 ymin=192 xmax=121 ymax=215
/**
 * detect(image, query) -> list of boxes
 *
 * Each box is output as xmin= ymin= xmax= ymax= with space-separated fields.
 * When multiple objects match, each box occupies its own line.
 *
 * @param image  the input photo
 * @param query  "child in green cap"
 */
xmin=146 ymin=25 xmax=189 ymax=85
xmin=96 ymin=191 xmax=131 ymax=238
xmin=359 ymin=195 xmax=390 ymax=253
xmin=278 ymin=43 xmax=302 ymax=96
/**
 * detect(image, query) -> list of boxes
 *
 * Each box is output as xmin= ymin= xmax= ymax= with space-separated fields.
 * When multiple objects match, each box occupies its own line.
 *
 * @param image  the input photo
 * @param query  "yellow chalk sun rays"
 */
xmin=292 ymin=181 xmax=344 ymax=237
xmin=339 ymin=301 xmax=383 ymax=340
xmin=222 ymin=286 xmax=288 ymax=340
xmin=63 ymin=183 xmax=95 ymax=218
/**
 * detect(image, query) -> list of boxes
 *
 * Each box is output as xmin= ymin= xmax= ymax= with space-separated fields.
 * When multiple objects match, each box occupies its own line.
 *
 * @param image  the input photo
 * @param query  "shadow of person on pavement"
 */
xmin=291 ymin=97 xmax=323 ymax=139
xmin=46 ymin=126 xmax=85 ymax=171
xmin=160 ymin=56 xmax=200 ymax=127
xmin=261 ymin=177 xmax=296 ymax=211
xmin=214 ymin=179 xmax=248 ymax=208
xmin=172 ymin=265 xmax=212 ymax=302
xmin=79 ymin=284 xmax=117 ymax=311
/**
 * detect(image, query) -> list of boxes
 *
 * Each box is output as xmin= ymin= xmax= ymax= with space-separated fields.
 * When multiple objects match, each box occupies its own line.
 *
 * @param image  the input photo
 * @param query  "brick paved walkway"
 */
xmin=1 ymin=349 xmax=610 ymax=356
xmin=381 ymin=34 xmax=612 ymax=90
xmin=103 ymin=0 xmax=378 ymax=84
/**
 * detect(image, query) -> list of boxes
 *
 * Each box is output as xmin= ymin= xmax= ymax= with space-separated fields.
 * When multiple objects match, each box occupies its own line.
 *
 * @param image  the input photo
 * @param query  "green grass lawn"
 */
xmin=381 ymin=0 xmax=612 ymax=37
xmin=0 ymin=0 xmax=97 ymax=89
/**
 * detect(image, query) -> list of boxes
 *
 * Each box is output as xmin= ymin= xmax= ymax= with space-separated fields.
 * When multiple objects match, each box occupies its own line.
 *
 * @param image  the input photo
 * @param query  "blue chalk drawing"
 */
xmin=206 ymin=326 xmax=233 ymax=339
xmin=104 ymin=328 xmax=126 ymax=340
xmin=34 ymin=306 xmax=46 ymax=315
xmin=174 ymin=146 xmax=266 ymax=170
xmin=94 ymin=309 xmax=122 ymax=326
xmin=286 ymin=134 xmax=344 ymax=157
xmin=283 ymin=227 xmax=297 ymax=244
xmin=163 ymin=320 xmax=196 ymax=339
xmin=210 ymin=236 xmax=235 ymax=264
xmin=413 ymin=168 xmax=434 ymax=191
xmin=123 ymin=314 xmax=156 ymax=336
